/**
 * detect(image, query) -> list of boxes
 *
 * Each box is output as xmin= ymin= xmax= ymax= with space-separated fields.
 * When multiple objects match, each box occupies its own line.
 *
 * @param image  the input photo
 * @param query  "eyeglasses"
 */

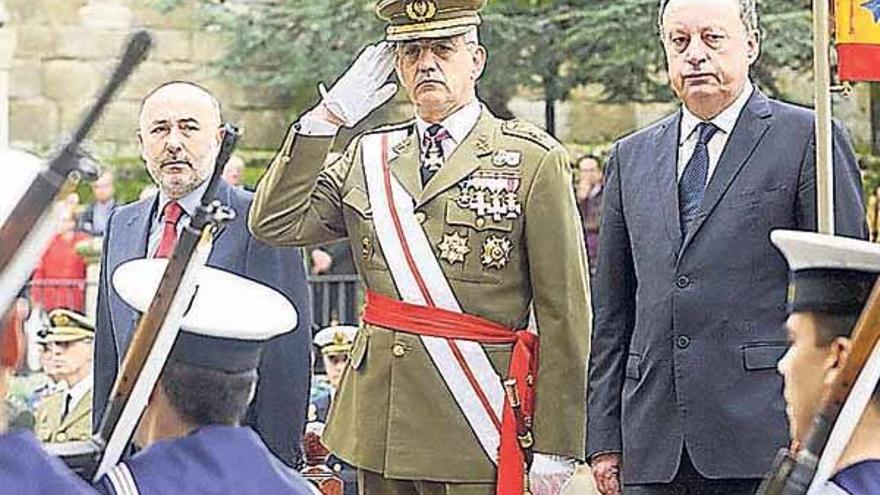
xmin=396 ymin=39 xmax=472 ymax=64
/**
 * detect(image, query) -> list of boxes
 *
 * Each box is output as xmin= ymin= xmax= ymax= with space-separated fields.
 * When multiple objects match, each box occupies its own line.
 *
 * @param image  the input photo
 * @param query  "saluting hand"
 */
xmin=319 ymin=42 xmax=398 ymax=128
xmin=591 ymin=453 xmax=622 ymax=495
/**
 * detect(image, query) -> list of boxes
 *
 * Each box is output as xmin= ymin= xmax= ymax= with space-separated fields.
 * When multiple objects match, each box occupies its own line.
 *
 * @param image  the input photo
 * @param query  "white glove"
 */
xmin=320 ymin=42 xmax=398 ymax=128
xmin=529 ymin=454 xmax=578 ymax=495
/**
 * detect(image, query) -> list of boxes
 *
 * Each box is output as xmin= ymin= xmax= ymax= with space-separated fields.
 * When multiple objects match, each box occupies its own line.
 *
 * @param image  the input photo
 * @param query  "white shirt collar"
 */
xmin=679 ymin=82 xmax=754 ymax=145
xmin=66 ymin=372 xmax=93 ymax=410
xmin=415 ymin=99 xmax=482 ymax=146
xmin=156 ymin=178 xmax=211 ymax=220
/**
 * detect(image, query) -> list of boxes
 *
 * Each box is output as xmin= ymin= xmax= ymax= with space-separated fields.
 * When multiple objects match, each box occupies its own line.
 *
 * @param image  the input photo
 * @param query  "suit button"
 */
xmin=676 ymin=275 xmax=690 ymax=288
xmin=475 ymin=218 xmax=486 ymax=228
xmin=392 ymin=343 xmax=407 ymax=357
xmin=56 ymin=432 xmax=67 ymax=442
xmin=676 ymin=336 xmax=691 ymax=349
xmin=414 ymin=212 xmax=426 ymax=224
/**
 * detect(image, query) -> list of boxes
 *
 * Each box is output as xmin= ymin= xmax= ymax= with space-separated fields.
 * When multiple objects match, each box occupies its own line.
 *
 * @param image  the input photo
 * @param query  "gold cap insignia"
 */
xmin=405 ymin=0 xmax=437 ymax=22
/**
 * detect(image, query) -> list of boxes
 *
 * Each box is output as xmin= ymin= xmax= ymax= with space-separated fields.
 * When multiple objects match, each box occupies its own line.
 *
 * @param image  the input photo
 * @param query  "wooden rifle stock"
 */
xmin=757 ymin=278 xmax=880 ymax=494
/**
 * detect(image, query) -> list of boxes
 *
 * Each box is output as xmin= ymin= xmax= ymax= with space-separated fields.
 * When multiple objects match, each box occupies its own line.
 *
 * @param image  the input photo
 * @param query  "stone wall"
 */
xmin=4 ymin=0 xmax=874 ymax=155
xmin=6 ymin=0 xmax=294 ymax=154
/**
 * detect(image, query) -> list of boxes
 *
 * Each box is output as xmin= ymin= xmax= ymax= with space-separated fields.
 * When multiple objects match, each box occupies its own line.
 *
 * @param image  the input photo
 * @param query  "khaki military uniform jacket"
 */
xmin=35 ymin=388 xmax=92 ymax=444
xmin=250 ymin=107 xmax=590 ymax=482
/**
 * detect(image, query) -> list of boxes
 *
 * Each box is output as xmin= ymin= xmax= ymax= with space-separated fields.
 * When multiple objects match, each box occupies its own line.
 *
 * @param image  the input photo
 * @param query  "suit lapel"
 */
xmin=387 ymin=125 xmax=422 ymax=200
xmin=122 ymin=197 xmax=154 ymax=260
xmin=210 ymin=180 xmax=234 ymax=243
xmin=655 ymin=113 xmax=683 ymax=255
xmin=417 ymin=109 xmax=495 ymax=208
xmin=680 ymin=91 xmax=772 ymax=254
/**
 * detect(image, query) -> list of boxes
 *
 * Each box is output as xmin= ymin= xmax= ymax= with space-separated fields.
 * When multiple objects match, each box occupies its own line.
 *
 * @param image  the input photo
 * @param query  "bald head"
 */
xmin=139 ymin=81 xmax=222 ymax=129
xmin=138 ymin=81 xmax=224 ymax=199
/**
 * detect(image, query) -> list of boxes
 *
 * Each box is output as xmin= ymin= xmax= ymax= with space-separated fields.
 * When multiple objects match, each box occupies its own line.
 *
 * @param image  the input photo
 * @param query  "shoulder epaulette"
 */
xmin=368 ymin=119 xmax=416 ymax=135
xmin=500 ymin=119 xmax=560 ymax=150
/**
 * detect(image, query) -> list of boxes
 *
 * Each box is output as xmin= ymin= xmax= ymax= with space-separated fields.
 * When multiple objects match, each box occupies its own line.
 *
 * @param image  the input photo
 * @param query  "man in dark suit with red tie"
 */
xmin=587 ymin=0 xmax=867 ymax=493
xmin=93 ymin=81 xmax=312 ymax=468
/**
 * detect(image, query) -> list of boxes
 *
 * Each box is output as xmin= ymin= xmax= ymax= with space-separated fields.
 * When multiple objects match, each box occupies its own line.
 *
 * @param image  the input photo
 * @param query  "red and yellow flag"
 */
xmin=836 ymin=0 xmax=880 ymax=81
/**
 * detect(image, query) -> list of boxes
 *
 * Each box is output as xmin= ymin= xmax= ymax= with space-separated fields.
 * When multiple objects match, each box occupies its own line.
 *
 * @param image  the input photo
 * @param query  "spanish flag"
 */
xmin=836 ymin=0 xmax=880 ymax=81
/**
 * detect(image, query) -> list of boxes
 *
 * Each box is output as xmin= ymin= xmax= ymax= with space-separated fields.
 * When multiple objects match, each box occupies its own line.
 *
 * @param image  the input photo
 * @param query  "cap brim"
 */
xmin=112 ymin=259 xmax=298 ymax=340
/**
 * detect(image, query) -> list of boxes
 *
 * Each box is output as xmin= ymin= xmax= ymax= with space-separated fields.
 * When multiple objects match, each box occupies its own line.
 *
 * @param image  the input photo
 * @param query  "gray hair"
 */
xmin=657 ymin=0 xmax=760 ymax=37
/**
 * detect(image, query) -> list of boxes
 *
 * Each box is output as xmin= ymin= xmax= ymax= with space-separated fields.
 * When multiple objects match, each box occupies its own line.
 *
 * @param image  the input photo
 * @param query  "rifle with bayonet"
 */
xmin=0 ymin=30 xmax=151 ymax=318
xmin=757 ymin=278 xmax=880 ymax=495
xmin=46 ymin=123 xmax=241 ymax=480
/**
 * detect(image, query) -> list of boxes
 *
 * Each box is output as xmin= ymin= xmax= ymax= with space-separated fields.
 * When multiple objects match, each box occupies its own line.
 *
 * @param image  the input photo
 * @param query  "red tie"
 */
xmin=154 ymin=201 xmax=184 ymax=258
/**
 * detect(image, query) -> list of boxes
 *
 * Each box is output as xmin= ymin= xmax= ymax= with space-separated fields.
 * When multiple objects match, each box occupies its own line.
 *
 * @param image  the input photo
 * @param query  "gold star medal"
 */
xmin=439 ymin=232 xmax=470 ymax=265
xmin=481 ymin=235 xmax=513 ymax=269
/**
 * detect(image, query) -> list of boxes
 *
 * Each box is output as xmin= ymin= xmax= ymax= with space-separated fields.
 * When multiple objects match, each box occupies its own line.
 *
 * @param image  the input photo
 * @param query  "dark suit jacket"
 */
xmin=93 ymin=180 xmax=312 ymax=467
xmin=587 ymin=90 xmax=866 ymax=484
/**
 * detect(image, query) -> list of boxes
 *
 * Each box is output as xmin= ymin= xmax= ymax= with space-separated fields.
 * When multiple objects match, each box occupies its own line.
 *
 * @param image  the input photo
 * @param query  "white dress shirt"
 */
xmin=415 ymin=99 xmax=482 ymax=160
xmin=64 ymin=372 xmax=93 ymax=417
xmin=677 ymin=82 xmax=754 ymax=184
xmin=147 ymin=179 xmax=210 ymax=256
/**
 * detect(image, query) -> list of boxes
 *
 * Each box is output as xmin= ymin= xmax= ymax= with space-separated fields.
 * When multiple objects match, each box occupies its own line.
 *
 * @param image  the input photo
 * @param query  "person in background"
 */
xmin=222 ymin=154 xmax=246 ymax=188
xmin=30 ymin=208 xmax=91 ymax=312
xmin=575 ymin=154 xmax=604 ymax=276
xmin=34 ymin=309 xmax=94 ymax=444
xmin=78 ymin=171 xmax=116 ymax=237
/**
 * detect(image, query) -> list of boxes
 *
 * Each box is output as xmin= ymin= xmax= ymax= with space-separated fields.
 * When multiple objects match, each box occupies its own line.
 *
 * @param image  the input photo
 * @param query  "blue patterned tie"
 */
xmin=679 ymin=122 xmax=719 ymax=236
xmin=421 ymin=124 xmax=450 ymax=186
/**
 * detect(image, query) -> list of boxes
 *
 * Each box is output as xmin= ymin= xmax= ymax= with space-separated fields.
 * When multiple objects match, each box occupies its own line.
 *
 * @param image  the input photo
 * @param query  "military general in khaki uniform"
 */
xmin=34 ymin=309 xmax=94 ymax=444
xmin=249 ymin=1 xmax=590 ymax=493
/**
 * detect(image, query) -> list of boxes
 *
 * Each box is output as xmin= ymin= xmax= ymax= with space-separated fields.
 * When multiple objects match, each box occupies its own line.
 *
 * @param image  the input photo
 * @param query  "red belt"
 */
xmin=362 ymin=290 xmax=538 ymax=495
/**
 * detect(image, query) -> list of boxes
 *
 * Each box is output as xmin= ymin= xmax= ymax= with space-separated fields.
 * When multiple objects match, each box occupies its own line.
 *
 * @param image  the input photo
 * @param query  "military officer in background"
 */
xmin=309 ymin=325 xmax=359 ymax=495
xmin=96 ymin=260 xmax=315 ymax=495
xmin=35 ymin=309 xmax=94 ymax=444
xmin=310 ymin=324 xmax=358 ymax=422
xmin=771 ymin=230 xmax=880 ymax=494
xmin=249 ymin=0 xmax=590 ymax=493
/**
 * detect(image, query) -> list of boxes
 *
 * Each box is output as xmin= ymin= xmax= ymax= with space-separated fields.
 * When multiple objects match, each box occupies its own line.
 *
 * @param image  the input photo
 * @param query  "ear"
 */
xmin=472 ymin=45 xmax=487 ymax=81
xmin=137 ymin=131 xmax=149 ymax=162
xmin=823 ymin=336 xmax=852 ymax=388
xmin=215 ymin=124 xmax=225 ymax=146
xmin=746 ymin=30 xmax=761 ymax=65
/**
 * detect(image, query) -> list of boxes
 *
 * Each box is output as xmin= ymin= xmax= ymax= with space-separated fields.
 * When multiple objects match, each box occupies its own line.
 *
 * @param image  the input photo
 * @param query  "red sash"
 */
xmin=363 ymin=290 xmax=539 ymax=495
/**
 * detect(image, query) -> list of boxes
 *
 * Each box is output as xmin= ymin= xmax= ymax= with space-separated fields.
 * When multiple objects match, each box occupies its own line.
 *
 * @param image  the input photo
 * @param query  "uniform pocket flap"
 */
xmin=349 ymin=329 xmax=369 ymax=370
xmin=742 ymin=344 xmax=787 ymax=370
xmin=625 ymin=353 xmax=641 ymax=380
xmin=342 ymin=187 xmax=372 ymax=219
xmin=445 ymin=204 xmax=513 ymax=232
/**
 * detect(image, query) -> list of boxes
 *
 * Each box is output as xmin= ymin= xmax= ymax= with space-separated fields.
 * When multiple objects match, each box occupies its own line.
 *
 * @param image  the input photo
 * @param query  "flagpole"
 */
xmin=814 ymin=0 xmax=835 ymax=234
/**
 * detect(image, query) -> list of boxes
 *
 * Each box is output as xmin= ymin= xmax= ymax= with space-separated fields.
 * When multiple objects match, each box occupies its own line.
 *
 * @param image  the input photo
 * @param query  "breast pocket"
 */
xmin=443 ymin=203 xmax=514 ymax=284
xmin=342 ymin=187 xmax=387 ymax=271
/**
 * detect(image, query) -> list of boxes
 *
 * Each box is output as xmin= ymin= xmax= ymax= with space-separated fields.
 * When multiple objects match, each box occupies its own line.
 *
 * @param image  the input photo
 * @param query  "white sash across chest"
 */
xmin=361 ymin=130 xmax=506 ymax=464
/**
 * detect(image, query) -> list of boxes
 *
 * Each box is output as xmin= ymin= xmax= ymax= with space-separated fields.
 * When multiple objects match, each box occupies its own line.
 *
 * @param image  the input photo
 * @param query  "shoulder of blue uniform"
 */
xmin=499 ymin=119 xmax=563 ymax=152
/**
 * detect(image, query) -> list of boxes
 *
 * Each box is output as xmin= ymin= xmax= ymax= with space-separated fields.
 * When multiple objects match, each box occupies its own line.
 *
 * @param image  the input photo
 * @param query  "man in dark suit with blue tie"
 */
xmin=93 ymin=81 xmax=313 ymax=468
xmin=587 ymin=0 xmax=867 ymax=493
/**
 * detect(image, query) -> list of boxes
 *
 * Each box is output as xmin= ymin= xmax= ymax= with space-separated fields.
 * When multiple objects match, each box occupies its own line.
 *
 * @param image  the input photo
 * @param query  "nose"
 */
xmin=165 ymin=127 xmax=184 ymax=153
xmin=416 ymin=48 xmax=440 ymax=74
xmin=777 ymin=348 xmax=792 ymax=377
xmin=683 ymin=39 xmax=709 ymax=67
